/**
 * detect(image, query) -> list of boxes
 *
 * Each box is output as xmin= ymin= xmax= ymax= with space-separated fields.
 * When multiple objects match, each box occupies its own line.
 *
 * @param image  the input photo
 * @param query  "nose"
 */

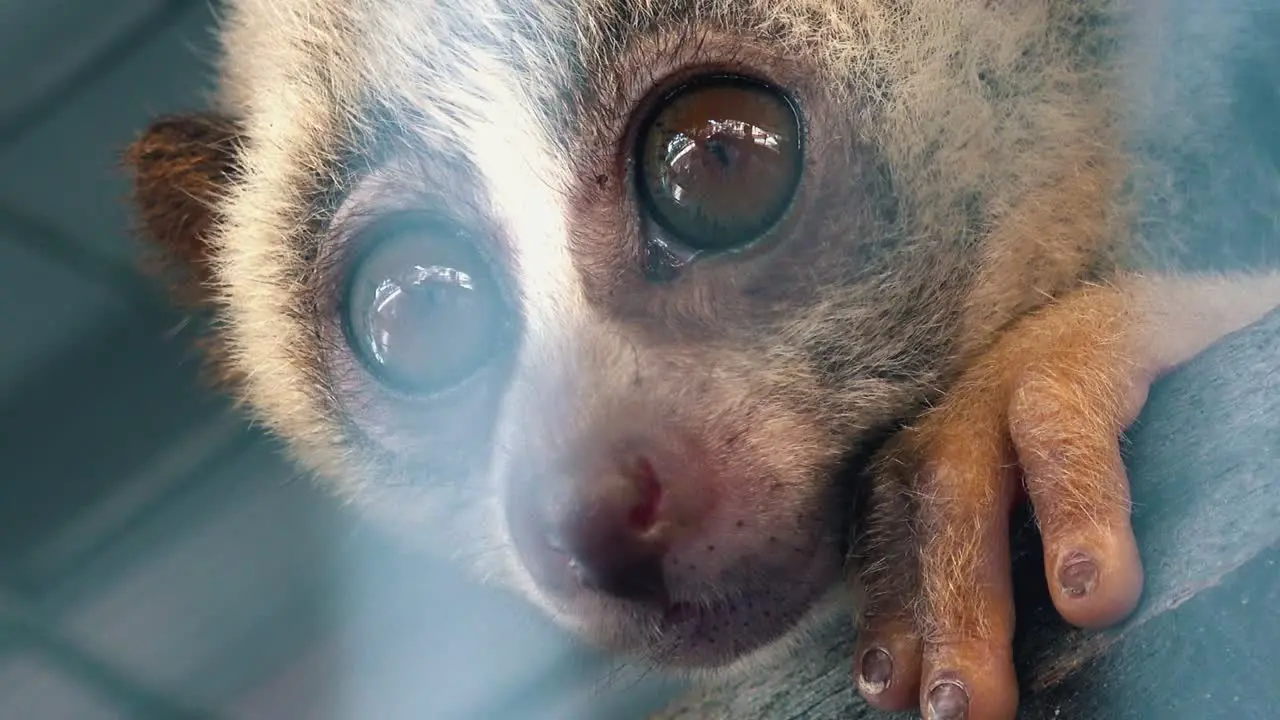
xmin=511 ymin=448 xmax=675 ymax=606
xmin=550 ymin=455 xmax=667 ymax=602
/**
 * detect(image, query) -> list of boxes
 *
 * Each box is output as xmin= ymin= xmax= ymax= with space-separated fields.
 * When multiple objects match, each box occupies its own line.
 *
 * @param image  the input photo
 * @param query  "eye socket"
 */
xmin=342 ymin=217 xmax=509 ymax=396
xmin=637 ymin=75 xmax=803 ymax=255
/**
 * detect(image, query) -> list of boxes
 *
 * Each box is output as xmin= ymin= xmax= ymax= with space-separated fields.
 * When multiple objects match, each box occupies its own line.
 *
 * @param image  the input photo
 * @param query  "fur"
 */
xmin=122 ymin=0 xmax=1279 ymax=710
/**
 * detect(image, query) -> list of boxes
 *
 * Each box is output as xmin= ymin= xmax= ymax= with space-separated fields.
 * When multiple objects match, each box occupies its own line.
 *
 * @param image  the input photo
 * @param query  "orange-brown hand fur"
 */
xmin=853 ymin=285 xmax=1145 ymax=719
xmin=851 ymin=273 xmax=1280 ymax=719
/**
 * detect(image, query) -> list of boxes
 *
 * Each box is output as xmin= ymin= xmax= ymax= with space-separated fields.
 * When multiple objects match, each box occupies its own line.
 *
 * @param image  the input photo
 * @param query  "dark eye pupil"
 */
xmin=344 ymin=221 xmax=506 ymax=395
xmin=638 ymin=76 xmax=803 ymax=254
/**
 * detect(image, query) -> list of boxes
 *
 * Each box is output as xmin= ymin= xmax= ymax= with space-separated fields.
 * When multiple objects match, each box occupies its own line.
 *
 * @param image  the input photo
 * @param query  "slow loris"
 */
xmin=123 ymin=1 xmax=1280 ymax=718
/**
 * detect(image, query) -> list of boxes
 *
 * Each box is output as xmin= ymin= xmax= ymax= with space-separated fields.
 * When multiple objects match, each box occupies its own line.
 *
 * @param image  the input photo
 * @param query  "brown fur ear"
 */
xmin=123 ymin=114 xmax=242 ymax=308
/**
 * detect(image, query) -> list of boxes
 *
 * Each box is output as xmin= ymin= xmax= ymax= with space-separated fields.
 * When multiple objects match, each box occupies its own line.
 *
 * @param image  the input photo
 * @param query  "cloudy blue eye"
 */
xmin=342 ymin=218 xmax=507 ymax=395
xmin=637 ymin=76 xmax=803 ymax=255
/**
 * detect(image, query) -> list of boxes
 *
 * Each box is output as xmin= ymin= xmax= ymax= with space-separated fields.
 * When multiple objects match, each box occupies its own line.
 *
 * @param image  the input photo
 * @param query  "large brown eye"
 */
xmin=342 ymin=218 xmax=508 ymax=395
xmin=637 ymin=76 xmax=803 ymax=254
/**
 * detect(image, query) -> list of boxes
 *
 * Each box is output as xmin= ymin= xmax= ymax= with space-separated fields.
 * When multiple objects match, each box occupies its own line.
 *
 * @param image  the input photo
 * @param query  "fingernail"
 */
xmin=1060 ymin=551 xmax=1100 ymax=598
xmin=927 ymin=679 xmax=969 ymax=720
xmin=858 ymin=647 xmax=893 ymax=694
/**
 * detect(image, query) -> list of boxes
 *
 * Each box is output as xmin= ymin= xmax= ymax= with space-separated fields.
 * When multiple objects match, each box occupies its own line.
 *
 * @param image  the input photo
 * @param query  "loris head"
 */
xmin=124 ymin=0 xmax=1080 ymax=671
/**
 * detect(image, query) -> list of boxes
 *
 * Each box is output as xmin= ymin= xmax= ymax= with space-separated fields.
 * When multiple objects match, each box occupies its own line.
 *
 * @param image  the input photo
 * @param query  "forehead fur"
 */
xmin=207 ymin=0 xmax=1112 ymax=489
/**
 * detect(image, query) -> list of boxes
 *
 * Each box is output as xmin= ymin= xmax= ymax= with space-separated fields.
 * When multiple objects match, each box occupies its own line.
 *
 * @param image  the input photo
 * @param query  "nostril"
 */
xmin=545 ymin=453 xmax=671 ymax=605
xmin=510 ymin=441 xmax=697 ymax=607
xmin=625 ymin=456 xmax=663 ymax=532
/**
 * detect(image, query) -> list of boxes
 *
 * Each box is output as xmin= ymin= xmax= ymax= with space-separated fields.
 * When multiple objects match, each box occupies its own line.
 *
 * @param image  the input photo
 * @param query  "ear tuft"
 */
xmin=123 ymin=114 xmax=242 ymax=307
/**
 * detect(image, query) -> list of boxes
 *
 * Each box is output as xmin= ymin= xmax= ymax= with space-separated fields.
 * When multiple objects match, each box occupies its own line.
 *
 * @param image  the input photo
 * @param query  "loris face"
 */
xmin=126 ymin=0 xmax=1034 ymax=670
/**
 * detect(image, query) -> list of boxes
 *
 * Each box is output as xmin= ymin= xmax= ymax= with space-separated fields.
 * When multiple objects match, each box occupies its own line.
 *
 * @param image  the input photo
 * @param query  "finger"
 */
xmin=855 ymin=613 xmax=923 ymax=711
xmin=917 ymin=451 xmax=1021 ymax=720
xmin=849 ymin=446 xmax=928 ymax=711
xmin=1010 ymin=372 xmax=1145 ymax=629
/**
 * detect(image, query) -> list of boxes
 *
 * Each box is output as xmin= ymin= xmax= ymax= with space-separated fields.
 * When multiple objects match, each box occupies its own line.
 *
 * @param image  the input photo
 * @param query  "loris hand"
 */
xmin=848 ymin=274 xmax=1280 ymax=720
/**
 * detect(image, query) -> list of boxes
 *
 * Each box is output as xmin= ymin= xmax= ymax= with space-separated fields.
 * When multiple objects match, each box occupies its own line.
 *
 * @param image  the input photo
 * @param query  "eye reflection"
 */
xmin=367 ymin=265 xmax=476 ymax=366
xmin=664 ymin=119 xmax=785 ymax=206
xmin=344 ymin=221 xmax=507 ymax=395
xmin=638 ymin=76 xmax=802 ymax=255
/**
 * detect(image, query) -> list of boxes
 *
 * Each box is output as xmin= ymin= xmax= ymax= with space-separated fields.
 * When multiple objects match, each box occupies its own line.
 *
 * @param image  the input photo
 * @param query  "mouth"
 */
xmin=609 ymin=522 xmax=847 ymax=668
xmin=646 ymin=593 xmax=823 ymax=667
xmin=643 ymin=451 xmax=869 ymax=667
xmin=514 ymin=423 xmax=878 ymax=668
xmin=540 ymin=448 xmax=861 ymax=669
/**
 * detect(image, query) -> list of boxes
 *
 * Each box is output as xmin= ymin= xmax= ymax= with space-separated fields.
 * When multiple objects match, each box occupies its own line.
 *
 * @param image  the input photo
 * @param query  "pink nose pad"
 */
xmin=510 ymin=450 xmax=673 ymax=606
xmin=549 ymin=456 xmax=668 ymax=603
